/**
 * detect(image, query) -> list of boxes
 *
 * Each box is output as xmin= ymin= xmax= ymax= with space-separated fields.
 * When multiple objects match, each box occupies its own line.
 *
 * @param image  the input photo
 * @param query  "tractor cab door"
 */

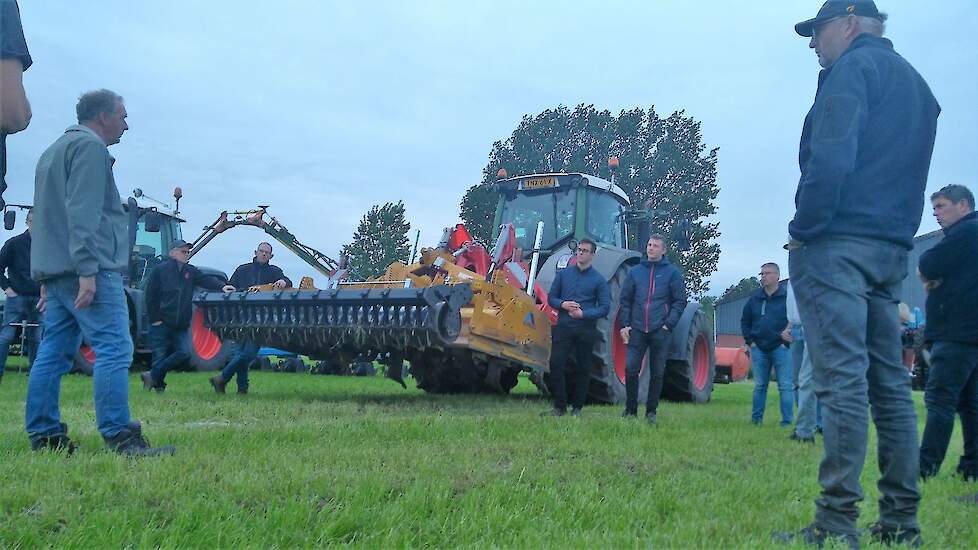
xmin=130 ymin=213 xmax=183 ymax=288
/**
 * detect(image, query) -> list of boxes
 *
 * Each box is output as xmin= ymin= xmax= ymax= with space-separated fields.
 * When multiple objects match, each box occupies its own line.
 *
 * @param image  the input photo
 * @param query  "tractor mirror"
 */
xmin=3 ymin=210 xmax=15 ymax=230
xmin=673 ymin=219 xmax=691 ymax=252
xmin=143 ymin=210 xmax=162 ymax=233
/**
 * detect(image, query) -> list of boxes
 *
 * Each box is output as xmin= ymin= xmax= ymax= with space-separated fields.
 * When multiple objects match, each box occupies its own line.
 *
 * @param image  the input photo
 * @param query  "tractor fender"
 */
xmin=667 ymin=301 xmax=705 ymax=362
xmin=534 ymin=245 xmax=640 ymax=294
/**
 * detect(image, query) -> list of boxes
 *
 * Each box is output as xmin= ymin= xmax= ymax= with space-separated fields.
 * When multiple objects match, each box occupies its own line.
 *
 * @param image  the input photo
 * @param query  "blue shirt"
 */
xmin=547 ymin=264 xmax=610 ymax=328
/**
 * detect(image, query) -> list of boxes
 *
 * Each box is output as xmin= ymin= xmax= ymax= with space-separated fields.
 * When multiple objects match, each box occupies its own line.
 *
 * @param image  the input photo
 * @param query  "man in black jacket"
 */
xmin=140 ymin=239 xmax=226 ymax=392
xmin=741 ymin=262 xmax=792 ymax=427
xmin=619 ymin=235 xmax=687 ymax=424
xmin=0 ymin=207 xmax=39 ymax=380
xmin=209 ymin=242 xmax=292 ymax=395
xmin=918 ymin=184 xmax=978 ymax=481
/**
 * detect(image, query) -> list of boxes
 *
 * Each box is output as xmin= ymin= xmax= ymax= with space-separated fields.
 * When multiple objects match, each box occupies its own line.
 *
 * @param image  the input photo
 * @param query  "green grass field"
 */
xmin=1 ymin=359 xmax=976 ymax=548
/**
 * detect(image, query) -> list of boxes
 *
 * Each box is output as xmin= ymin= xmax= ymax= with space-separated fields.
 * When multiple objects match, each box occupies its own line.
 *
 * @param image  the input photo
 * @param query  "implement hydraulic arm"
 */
xmin=188 ymin=207 xmax=348 ymax=286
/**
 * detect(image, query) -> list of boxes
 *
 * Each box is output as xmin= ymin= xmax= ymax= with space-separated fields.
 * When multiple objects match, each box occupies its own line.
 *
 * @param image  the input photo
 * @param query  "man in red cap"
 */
xmin=776 ymin=1 xmax=940 ymax=547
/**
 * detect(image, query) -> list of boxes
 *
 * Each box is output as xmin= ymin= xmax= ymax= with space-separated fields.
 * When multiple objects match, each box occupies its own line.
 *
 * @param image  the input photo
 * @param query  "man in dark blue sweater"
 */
xmin=918 ymin=185 xmax=978 ymax=482
xmin=619 ymin=235 xmax=687 ymax=423
xmin=542 ymin=238 xmax=609 ymax=417
xmin=741 ymin=263 xmax=792 ymax=427
xmin=778 ymin=2 xmax=939 ymax=547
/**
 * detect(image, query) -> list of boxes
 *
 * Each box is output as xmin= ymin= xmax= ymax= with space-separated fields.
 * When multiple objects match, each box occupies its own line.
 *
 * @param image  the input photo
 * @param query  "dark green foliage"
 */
xmin=721 ymin=277 xmax=761 ymax=301
xmin=461 ymin=104 xmax=720 ymax=296
xmin=341 ymin=201 xmax=411 ymax=279
xmin=699 ymin=295 xmax=718 ymax=329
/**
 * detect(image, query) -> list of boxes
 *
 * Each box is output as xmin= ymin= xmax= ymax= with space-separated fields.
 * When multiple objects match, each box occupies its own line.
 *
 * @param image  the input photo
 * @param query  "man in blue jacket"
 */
xmin=777 ymin=2 xmax=939 ymax=547
xmin=741 ymin=262 xmax=792 ymax=427
xmin=542 ymin=238 xmax=609 ymax=417
xmin=918 ymin=185 xmax=978 ymax=482
xmin=619 ymin=234 xmax=687 ymax=424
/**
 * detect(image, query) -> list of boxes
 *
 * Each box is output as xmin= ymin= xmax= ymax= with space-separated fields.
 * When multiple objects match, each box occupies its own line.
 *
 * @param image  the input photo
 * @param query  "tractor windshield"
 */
xmin=585 ymin=189 xmax=626 ymax=248
xmin=497 ymin=187 xmax=575 ymax=251
xmin=131 ymin=214 xmax=184 ymax=287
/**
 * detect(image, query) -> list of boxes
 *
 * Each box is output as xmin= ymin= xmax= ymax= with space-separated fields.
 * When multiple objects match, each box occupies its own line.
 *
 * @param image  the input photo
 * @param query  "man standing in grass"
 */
xmin=918 ymin=184 xmax=978 ymax=482
xmin=619 ymin=234 xmax=687 ymax=424
xmin=777 ymin=1 xmax=939 ymax=547
xmin=541 ymin=238 xmax=609 ymax=418
xmin=0 ymin=207 xmax=39 ymax=380
xmin=26 ymin=90 xmax=175 ymax=457
xmin=741 ymin=262 xmax=792 ymax=427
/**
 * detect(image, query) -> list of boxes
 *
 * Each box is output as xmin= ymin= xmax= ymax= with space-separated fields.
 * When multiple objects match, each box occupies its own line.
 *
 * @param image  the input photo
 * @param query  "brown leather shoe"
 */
xmin=209 ymin=375 xmax=227 ymax=394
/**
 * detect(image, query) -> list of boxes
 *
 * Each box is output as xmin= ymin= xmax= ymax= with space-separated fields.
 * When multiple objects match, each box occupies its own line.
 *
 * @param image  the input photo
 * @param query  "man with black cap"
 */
xmin=141 ymin=239 xmax=226 ymax=392
xmin=777 ymin=1 xmax=940 ymax=548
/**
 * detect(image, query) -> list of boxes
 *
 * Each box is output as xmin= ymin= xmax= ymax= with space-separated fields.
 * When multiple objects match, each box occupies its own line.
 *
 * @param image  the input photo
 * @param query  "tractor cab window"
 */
xmin=586 ymin=189 xmax=626 ymax=248
xmin=497 ymin=187 xmax=575 ymax=252
xmin=131 ymin=214 xmax=183 ymax=287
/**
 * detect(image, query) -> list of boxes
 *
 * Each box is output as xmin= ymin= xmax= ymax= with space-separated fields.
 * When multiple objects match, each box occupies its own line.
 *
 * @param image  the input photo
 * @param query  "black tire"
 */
xmin=662 ymin=308 xmax=715 ymax=403
xmin=283 ymin=357 xmax=307 ymax=373
xmin=71 ymin=345 xmax=95 ymax=376
xmin=256 ymin=356 xmax=273 ymax=372
xmin=186 ymin=306 xmax=234 ymax=372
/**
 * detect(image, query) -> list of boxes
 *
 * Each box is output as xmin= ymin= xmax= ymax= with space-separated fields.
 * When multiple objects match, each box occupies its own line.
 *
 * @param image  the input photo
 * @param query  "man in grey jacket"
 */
xmin=26 ymin=89 xmax=173 ymax=457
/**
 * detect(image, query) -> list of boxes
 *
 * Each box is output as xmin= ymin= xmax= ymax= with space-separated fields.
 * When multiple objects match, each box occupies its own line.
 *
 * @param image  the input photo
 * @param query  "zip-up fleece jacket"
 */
xmin=145 ymin=258 xmax=225 ymax=329
xmin=31 ymin=125 xmax=128 ymax=280
xmin=0 ymin=230 xmax=40 ymax=296
xmin=741 ymin=285 xmax=789 ymax=353
xmin=546 ymin=264 xmax=610 ymax=329
xmin=789 ymin=34 xmax=941 ymax=249
xmin=228 ymin=258 xmax=292 ymax=290
xmin=920 ymin=211 xmax=978 ymax=344
xmin=619 ymin=257 xmax=687 ymax=333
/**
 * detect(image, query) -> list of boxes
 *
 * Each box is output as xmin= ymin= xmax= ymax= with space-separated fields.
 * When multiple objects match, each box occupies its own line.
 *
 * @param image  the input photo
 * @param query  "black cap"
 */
xmin=795 ymin=0 xmax=882 ymax=37
xmin=168 ymin=239 xmax=192 ymax=251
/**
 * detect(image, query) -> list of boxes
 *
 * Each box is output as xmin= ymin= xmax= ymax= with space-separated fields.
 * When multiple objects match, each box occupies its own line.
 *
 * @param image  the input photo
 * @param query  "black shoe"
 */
xmin=540 ymin=408 xmax=565 ymax=417
xmin=868 ymin=521 xmax=921 ymax=548
xmin=570 ymin=408 xmax=582 ymax=417
xmin=816 ymin=426 xmax=823 ymax=434
xmin=140 ymin=371 xmax=154 ymax=391
xmin=772 ymin=524 xmax=859 ymax=549
xmin=789 ymin=432 xmax=816 ymax=444
xmin=645 ymin=412 xmax=657 ymax=425
xmin=209 ymin=375 xmax=227 ymax=394
xmin=104 ymin=422 xmax=175 ymax=457
xmin=30 ymin=423 xmax=77 ymax=455
xmin=237 ymin=388 xmax=248 ymax=395
xmin=956 ymin=465 xmax=978 ymax=482
xmin=621 ymin=410 xmax=637 ymax=418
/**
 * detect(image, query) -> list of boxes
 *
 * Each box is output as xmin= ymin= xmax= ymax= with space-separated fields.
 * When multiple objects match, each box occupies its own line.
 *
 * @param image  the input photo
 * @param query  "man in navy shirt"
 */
xmin=541 ymin=238 xmax=610 ymax=417
xmin=741 ymin=262 xmax=792 ymax=427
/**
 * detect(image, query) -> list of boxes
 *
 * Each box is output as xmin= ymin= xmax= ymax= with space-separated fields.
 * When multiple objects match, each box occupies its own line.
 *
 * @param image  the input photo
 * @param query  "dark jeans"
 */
xmin=790 ymin=236 xmax=919 ymax=536
xmin=148 ymin=323 xmax=190 ymax=387
xmin=919 ymin=341 xmax=978 ymax=478
xmin=624 ymin=328 xmax=669 ymax=415
xmin=549 ymin=323 xmax=596 ymax=411
xmin=0 ymin=294 xmax=41 ymax=375
xmin=220 ymin=340 xmax=258 ymax=391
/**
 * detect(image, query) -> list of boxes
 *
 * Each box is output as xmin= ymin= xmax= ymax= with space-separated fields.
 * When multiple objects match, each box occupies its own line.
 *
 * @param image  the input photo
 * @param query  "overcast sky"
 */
xmin=6 ymin=1 xmax=976 ymax=295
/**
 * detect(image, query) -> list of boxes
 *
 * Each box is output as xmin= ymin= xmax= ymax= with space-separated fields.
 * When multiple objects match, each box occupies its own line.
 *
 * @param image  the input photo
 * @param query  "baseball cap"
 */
xmin=168 ymin=239 xmax=192 ymax=251
xmin=794 ymin=0 xmax=883 ymax=37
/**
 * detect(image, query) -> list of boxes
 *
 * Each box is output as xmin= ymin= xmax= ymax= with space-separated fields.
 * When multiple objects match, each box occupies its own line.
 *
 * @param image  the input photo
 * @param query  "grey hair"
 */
xmin=931 ymin=184 xmax=975 ymax=210
xmin=855 ymin=14 xmax=886 ymax=36
xmin=76 ymin=89 xmax=124 ymax=123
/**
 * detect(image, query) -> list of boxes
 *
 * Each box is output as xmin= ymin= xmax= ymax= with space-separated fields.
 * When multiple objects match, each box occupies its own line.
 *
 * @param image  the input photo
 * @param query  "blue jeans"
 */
xmin=790 ymin=236 xmax=919 ymax=536
xmin=25 ymin=272 xmax=134 ymax=441
xmin=0 ymin=294 xmax=41 ymax=375
xmin=148 ymin=323 xmax=190 ymax=387
xmin=220 ymin=340 xmax=258 ymax=391
xmin=751 ymin=345 xmax=793 ymax=425
xmin=919 ymin=341 xmax=978 ymax=478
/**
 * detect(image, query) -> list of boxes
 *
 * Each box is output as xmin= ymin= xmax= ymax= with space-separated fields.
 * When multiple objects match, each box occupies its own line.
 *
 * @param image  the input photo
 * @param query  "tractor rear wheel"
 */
xmin=71 ymin=345 xmax=95 ymax=376
xmin=187 ymin=307 xmax=234 ymax=371
xmin=662 ymin=309 xmax=715 ymax=403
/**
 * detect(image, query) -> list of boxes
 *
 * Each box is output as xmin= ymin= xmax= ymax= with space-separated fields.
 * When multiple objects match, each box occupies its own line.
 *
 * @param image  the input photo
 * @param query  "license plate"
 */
xmin=522 ymin=177 xmax=556 ymax=189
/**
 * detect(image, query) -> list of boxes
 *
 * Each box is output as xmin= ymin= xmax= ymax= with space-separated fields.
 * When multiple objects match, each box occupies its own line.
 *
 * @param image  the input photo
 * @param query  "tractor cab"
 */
xmin=492 ymin=173 xmax=630 ymax=258
xmin=125 ymin=189 xmax=185 ymax=287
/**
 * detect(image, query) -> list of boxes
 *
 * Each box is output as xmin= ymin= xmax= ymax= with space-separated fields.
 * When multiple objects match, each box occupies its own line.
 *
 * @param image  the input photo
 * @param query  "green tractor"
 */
xmin=492 ymin=170 xmax=715 ymax=404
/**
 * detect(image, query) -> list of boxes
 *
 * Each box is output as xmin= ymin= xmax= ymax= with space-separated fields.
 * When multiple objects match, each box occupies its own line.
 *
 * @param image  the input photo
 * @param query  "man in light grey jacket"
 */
xmin=26 ymin=89 xmax=173 ymax=457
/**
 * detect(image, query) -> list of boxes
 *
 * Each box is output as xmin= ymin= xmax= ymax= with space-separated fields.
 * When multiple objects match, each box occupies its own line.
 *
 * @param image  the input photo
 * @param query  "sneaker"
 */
xmin=140 ymin=371 xmax=155 ymax=391
xmin=209 ymin=375 xmax=227 ymax=394
xmin=789 ymin=432 xmax=816 ymax=444
xmin=30 ymin=423 xmax=77 ymax=455
xmin=772 ymin=524 xmax=859 ymax=549
xmin=540 ymin=408 xmax=566 ymax=417
xmin=570 ymin=408 xmax=582 ymax=417
xmin=868 ymin=521 xmax=922 ymax=548
xmin=621 ymin=410 xmax=637 ymax=418
xmin=104 ymin=422 xmax=175 ymax=457
xmin=645 ymin=412 xmax=657 ymax=425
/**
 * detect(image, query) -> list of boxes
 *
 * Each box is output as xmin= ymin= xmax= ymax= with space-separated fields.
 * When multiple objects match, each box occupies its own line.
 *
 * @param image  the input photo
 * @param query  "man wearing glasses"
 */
xmin=777 ymin=1 xmax=940 ymax=547
xmin=140 ymin=239 xmax=227 ymax=392
xmin=541 ymin=238 xmax=609 ymax=417
xmin=209 ymin=242 xmax=291 ymax=394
